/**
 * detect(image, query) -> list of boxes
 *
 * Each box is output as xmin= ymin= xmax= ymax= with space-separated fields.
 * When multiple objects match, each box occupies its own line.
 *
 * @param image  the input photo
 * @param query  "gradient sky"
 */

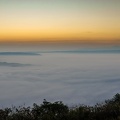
xmin=0 ymin=0 xmax=120 ymax=43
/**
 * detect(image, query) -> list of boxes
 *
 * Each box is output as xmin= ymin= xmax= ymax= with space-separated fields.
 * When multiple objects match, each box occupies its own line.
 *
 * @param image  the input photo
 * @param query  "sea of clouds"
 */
xmin=0 ymin=51 xmax=120 ymax=107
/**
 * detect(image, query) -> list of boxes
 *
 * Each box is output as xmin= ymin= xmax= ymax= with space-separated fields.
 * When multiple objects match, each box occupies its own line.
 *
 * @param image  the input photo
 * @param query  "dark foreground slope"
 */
xmin=1 ymin=94 xmax=120 ymax=120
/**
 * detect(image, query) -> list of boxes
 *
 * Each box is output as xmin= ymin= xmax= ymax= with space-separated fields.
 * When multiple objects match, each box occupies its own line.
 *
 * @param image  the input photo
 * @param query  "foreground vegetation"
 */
xmin=1 ymin=94 xmax=120 ymax=120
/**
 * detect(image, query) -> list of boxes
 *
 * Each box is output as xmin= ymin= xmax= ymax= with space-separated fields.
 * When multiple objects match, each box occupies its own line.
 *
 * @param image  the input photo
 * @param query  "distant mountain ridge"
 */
xmin=0 ymin=52 xmax=40 ymax=55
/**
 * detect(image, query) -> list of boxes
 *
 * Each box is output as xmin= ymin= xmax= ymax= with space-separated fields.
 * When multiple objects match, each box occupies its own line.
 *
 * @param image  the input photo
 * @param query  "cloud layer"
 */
xmin=0 ymin=52 xmax=120 ymax=107
xmin=0 ymin=62 xmax=31 ymax=67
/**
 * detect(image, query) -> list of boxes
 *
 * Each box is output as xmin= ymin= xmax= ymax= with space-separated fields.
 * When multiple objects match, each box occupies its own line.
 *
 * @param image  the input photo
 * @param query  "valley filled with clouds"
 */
xmin=0 ymin=52 xmax=120 ymax=107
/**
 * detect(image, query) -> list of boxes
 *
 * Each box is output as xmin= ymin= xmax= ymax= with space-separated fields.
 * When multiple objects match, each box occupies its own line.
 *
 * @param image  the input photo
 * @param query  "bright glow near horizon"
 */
xmin=0 ymin=0 xmax=120 ymax=43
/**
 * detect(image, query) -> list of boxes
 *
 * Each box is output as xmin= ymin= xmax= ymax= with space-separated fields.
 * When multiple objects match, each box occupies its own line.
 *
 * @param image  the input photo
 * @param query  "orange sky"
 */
xmin=0 ymin=0 xmax=120 ymax=44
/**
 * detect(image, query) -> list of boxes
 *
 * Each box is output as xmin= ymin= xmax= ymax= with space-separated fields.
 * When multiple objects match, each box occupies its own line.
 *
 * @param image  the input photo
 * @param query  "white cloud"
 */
xmin=0 ymin=62 xmax=31 ymax=67
xmin=0 ymin=52 xmax=120 ymax=107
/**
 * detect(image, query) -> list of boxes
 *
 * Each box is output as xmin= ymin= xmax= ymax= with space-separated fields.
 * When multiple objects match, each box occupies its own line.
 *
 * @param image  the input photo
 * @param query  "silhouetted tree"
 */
xmin=0 ymin=94 xmax=120 ymax=120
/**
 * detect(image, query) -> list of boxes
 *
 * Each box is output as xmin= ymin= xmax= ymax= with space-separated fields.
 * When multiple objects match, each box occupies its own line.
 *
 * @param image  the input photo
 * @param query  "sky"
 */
xmin=0 ymin=0 xmax=120 ymax=107
xmin=0 ymin=0 xmax=120 ymax=44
